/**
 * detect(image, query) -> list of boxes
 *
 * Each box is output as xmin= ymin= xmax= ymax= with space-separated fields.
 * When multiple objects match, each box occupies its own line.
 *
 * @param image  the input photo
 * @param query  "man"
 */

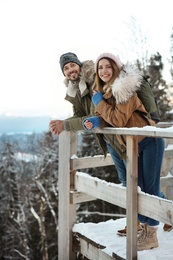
xmin=49 ymin=52 xmax=96 ymax=135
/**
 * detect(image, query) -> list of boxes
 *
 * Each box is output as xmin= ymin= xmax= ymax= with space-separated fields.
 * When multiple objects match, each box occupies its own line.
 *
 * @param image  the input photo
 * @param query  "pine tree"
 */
xmin=136 ymin=52 xmax=173 ymax=121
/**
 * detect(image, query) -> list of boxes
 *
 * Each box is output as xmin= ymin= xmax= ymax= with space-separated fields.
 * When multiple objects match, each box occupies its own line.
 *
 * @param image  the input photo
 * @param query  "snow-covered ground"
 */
xmin=73 ymin=217 xmax=173 ymax=259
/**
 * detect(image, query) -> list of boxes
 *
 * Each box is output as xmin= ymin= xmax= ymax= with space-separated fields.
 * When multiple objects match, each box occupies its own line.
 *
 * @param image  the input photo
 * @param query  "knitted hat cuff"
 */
xmin=59 ymin=52 xmax=82 ymax=73
xmin=95 ymin=53 xmax=123 ymax=72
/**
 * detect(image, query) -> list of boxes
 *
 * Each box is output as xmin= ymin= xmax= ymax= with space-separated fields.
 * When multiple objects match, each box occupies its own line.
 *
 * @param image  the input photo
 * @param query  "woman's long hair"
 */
xmin=92 ymin=57 xmax=121 ymax=92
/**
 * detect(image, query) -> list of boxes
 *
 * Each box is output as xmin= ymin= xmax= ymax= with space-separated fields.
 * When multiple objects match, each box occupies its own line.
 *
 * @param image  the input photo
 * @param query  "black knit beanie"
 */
xmin=59 ymin=52 xmax=82 ymax=73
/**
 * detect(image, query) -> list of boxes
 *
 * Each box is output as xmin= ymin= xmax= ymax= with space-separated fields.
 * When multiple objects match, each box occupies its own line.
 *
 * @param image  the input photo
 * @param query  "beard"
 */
xmin=68 ymin=70 xmax=80 ymax=82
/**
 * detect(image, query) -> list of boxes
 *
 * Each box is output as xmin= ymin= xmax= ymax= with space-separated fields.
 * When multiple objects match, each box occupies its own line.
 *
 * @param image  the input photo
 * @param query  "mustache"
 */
xmin=69 ymin=70 xmax=77 ymax=75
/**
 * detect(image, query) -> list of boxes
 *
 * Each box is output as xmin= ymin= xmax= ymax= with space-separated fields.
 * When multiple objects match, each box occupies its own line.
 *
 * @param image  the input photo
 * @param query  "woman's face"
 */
xmin=98 ymin=58 xmax=113 ymax=83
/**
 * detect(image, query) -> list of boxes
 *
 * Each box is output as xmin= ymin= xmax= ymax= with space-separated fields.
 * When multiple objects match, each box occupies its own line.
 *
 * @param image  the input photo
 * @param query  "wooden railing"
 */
xmin=58 ymin=124 xmax=173 ymax=260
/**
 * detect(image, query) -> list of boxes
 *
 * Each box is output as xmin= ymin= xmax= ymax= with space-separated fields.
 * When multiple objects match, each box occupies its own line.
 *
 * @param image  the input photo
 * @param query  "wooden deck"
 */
xmin=58 ymin=125 xmax=173 ymax=260
xmin=73 ymin=218 xmax=173 ymax=260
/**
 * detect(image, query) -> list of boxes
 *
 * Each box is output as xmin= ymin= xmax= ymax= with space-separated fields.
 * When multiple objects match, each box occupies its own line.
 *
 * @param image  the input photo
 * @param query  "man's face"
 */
xmin=63 ymin=62 xmax=81 ymax=81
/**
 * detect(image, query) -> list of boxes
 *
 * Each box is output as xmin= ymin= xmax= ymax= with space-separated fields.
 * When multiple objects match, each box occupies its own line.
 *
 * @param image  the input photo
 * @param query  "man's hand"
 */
xmin=49 ymin=120 xmax=64 ymax=135
xmin=82 ymin=116 xmax=101 ymax=130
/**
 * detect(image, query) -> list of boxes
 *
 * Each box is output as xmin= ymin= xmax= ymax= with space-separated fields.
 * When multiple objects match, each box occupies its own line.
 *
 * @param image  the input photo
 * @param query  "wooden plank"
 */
xmin=70 ymin=132 xmax=78 ymax=190
xmin=58 ymin=131 xmax=76 ymax=260
xmin=163 ymin=149 xmax=173 ymax=158
xmin=73 ymin=233 xmax=124 ymax=260
xmin=75 ymin=172 xmax=126 ymax=209
xmin=70 ymin=191 xmax=96 ymax=204
xmin=138 ymin=192 xmax=173 ymax=225
xmin=71 ymin=148 xmax=173 ymax=171
xmin=157 ymin=122 xmax=173 ymax=128
xmin=94 ymin=126 xmax=173 ymax=138
xmin=160 ymin=176 xmax=173 ymax=200
xmin=75 ymin=172 xmax=173 ymax=225
xmin=126 ymin=136 xmax=138 ymax=260
xmin=71 ymin=154 xmax=114 ymax=170
xmin=160 ymin=176 xmax=173 ymax=187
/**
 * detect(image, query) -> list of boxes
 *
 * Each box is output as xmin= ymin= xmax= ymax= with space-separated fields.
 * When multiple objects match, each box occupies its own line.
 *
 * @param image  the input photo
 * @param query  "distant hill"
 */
xmin=0 ymin=115 xmax=51 ymax=134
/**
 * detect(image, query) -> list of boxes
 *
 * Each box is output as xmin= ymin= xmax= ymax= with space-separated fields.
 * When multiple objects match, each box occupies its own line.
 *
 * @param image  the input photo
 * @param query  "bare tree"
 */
xmin=0 ymin=132 xmax=59 ymax=259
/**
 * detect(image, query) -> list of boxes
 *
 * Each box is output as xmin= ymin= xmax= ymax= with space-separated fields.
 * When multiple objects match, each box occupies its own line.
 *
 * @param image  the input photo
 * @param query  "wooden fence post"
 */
xmin=126 ymin=136 xmax=138 ymax=260
xmin=58 ymin=131 xmax=77 ymax=260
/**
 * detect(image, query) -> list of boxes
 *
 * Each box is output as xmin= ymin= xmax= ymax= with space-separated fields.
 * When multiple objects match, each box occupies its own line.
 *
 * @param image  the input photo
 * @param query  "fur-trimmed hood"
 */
xmin=63 ymin=60 xmax=95 ymax=87
xmin=112 ymin=63 xmax=143 ymax=104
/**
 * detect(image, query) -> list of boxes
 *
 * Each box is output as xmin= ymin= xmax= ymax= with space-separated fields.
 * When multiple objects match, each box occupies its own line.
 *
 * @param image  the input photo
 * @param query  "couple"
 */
xmin=49 ymin=52 xmax=171 ymax=251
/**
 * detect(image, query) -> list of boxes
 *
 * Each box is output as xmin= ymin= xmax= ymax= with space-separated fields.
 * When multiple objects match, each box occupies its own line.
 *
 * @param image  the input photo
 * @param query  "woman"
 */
xmin=83 ymin=53 xmax=165 ymax=251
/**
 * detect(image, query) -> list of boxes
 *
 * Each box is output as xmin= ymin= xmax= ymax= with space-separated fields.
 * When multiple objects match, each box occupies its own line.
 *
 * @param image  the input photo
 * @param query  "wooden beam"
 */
xmin=75 ymin=172 xmax=126 ymax=209
xmin=73 ymin=232 xmax=125 ymax=260
xmin=126 ymin=136 xmax=138 ymax=260
xmin=75 ymin=172 xmax=173 ymax=225
xmin=71 ymin=154 xmax=114 ymax=170
xmin=138 ymin=192 xmax=173 ymax=225
xmin=160 ymin=176 xmax=173 ymax=187
xmin=93 ymin=126 xmax=173 ymax=139
xmin=70 ymin=191 xmax=96 ymax=204
xmin=71 ymin=148 xmax=173 ymax=170
xmin=163 ymin=149 xmax=173 ymax=158
xmin=58 ymin=131 xmax=76 ymax=260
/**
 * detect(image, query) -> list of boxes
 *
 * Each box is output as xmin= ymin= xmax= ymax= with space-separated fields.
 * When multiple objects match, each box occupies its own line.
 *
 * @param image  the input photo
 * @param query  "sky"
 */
xmin=73 ymin=217 xmax=173 ymax=259
xmin=0 ymin=0 xmax=172 ymax=118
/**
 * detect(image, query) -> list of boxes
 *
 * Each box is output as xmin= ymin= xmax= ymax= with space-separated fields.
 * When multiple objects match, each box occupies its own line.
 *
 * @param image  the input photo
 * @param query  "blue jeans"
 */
xmin=106 ymin=137 xmax=165 ymax=226
xmin=138 ymin=137 xmax=165 ymax=226
xmin=106 ymin=143 xmax=127 ymax=186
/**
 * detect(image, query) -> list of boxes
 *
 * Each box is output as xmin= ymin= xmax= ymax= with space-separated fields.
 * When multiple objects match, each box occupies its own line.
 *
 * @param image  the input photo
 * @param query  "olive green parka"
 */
xmin=63 ymin=60 xmax=124 ymax=158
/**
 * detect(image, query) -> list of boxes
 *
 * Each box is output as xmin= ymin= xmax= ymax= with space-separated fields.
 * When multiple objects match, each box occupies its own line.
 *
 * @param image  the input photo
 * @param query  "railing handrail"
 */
xmin=93 ymin=125 xmax=173 ymax=138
